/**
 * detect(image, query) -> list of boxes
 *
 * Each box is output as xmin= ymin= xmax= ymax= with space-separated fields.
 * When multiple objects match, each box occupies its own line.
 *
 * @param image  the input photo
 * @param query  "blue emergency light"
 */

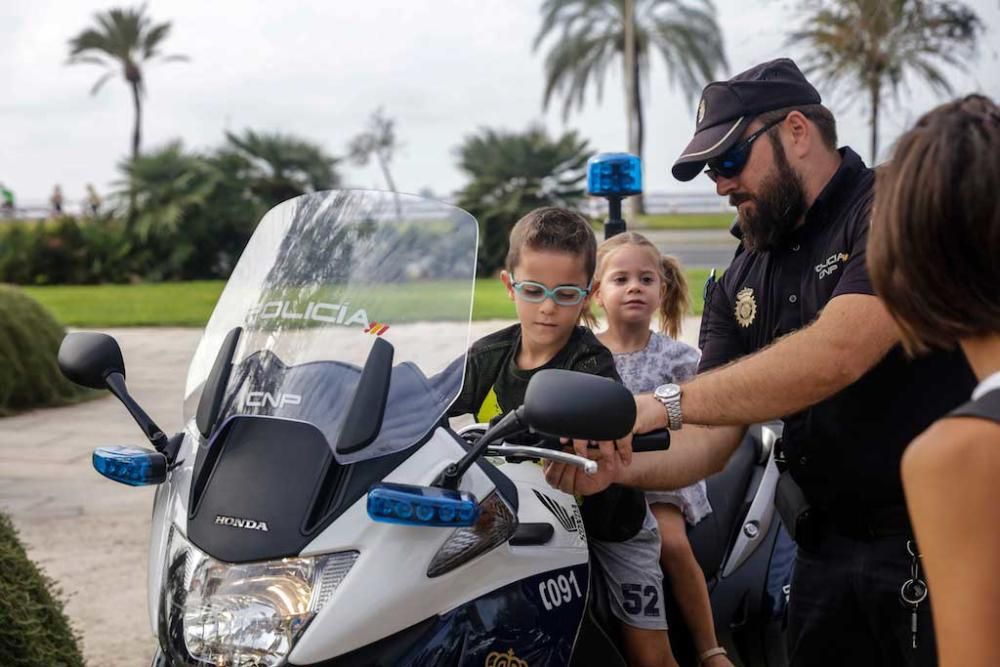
xmin=92 ymin=445 xmax=167 ymax=486
xmin=587 ymin=153 xmax=642 ymax=198
xmin=368 ymin=482 xmax=480 ymax=527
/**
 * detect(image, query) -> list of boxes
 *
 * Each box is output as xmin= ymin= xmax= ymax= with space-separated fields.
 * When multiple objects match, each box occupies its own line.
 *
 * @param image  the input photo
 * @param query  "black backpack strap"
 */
xmin=947 ymin=388 xmax=1000 ymax=425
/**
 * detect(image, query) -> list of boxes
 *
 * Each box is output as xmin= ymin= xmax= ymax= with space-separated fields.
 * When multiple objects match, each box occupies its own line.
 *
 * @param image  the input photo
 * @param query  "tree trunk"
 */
xmin=633 ymin=54 xmax=646 ymax=216
xmin=130 ymin=81 xmax=142 ymax=161
xmin=378 ymin=154 xmax=402 ymax=217
xmin=127 ymin=79 xmax=142 ymax=217
xmin=869 ymin=81 xmax=880 ymax=165
xmin=622 ymin=0 xmax=644 ymax=218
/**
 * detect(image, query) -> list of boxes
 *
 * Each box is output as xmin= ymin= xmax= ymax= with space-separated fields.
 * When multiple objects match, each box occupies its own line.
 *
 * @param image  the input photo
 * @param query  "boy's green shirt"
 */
xmin=449 ymin=324 xmax=619 ymax=421
xmin=448 ymin=323 xmax=646 ymax=542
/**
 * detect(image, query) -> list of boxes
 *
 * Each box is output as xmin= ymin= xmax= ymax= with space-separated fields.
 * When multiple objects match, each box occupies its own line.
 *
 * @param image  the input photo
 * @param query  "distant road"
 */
xmin=639 ymin=228 xmax=740 ymax=271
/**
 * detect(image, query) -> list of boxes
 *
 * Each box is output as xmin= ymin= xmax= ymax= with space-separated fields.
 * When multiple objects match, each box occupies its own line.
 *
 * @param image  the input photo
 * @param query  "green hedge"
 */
xmin=0 ymin=513 xmax=85 ymax=666
xmin=0 ymin=285 xmax=90 ymax=414
xmin=0 ymin=212 xmax=255 ymax=285
xmin=0 ymin=216 xmax=135 ymax=285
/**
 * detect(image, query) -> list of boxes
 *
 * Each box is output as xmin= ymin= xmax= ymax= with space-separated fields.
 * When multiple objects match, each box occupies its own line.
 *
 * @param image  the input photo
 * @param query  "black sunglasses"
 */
xmin=704 ymin=116 xmax=785 ymax=182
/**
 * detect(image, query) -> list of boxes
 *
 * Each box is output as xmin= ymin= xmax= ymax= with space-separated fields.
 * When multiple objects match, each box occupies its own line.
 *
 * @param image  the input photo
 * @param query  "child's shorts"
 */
xmin=589 ymin=503 xmax=668 ymax=631
xmin=647 ymin=479 xmax=713 ymax=525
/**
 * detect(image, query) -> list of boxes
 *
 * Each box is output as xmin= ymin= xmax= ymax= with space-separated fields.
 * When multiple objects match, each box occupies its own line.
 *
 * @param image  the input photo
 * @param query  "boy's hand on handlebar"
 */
xmin=614 ymin=432 xmax=634 ymax=466
xmin=542 ymin=437 xmax=628 ymax=496
xmin=543 ymin=458 xmax=616 ymax=496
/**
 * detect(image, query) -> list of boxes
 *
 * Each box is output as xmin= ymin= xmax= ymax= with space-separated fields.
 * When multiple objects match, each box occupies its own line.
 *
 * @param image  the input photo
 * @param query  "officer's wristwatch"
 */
xmin=653 ymin=383 xmax=683 ymax=431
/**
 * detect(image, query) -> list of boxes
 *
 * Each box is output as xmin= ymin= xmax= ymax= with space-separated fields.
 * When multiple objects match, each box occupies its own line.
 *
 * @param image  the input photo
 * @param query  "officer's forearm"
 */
xmin=681 ymin=294 xmax=899 ymax=425
xmin=616 ymin=424 xmax=746 ymax=490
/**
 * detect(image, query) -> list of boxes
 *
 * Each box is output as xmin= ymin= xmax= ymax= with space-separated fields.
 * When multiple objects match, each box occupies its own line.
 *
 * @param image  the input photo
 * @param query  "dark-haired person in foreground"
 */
xmin=867 ymin=94 xmax=1000 ymax=667
xmin=544 ymin=58 xmax=977 ymax=666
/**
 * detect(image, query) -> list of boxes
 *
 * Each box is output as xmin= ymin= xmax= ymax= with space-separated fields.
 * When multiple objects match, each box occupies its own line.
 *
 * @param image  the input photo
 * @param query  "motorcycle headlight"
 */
xmin=162 ymin=528 xmax=357 ymax=666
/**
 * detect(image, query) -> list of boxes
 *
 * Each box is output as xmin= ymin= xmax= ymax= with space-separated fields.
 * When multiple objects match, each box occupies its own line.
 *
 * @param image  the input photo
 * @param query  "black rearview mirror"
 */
xmin=58 ymin=332 xmax=126 ymax=389
xmin=58 ymin=332 xmax=171 ymax=456
xmin=523 ymin=369 xmax=636 ymax=441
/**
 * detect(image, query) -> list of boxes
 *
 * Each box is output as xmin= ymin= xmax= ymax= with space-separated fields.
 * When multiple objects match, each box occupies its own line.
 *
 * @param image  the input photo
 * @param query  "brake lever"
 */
xmin=486 ymin=444 xmax=598 ymax=475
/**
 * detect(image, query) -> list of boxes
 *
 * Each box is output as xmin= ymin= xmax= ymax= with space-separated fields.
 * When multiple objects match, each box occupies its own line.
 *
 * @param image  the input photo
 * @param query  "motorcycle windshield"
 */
xmin=183 ymin=190 xmax=477 ymax=463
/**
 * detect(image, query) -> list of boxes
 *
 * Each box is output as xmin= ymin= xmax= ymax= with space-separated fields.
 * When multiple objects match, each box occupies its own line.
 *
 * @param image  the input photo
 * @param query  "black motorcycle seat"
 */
xmin=686 ymin=430 xmax=760 ymax=579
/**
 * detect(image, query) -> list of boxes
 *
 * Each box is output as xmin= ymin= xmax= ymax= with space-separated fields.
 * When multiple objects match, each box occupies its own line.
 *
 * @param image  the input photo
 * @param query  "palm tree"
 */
xmin=788 ymin=0 xmax=982 ymax=162
xmin=349 ymin=108 xmax=402 ymax=215
xmin=115 ymin=141 xmax=217 ymax=242
xmin=349 ymin=108 xmax=400 ymax=193
xmin=67 ymin=5 xmax=188 ymax=161
xmin=455 ymin=125 xmax=591 ymax=275
xmin=224 ymin=129 xmax=341 ymax=207
xmin=534 ymin=0 xmax=727 ymax=210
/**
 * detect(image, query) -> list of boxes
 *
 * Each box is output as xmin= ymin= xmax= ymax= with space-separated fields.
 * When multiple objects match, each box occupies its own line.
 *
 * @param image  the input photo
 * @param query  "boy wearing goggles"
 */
xmin=449 ymin=207 xmax=676 ymax=667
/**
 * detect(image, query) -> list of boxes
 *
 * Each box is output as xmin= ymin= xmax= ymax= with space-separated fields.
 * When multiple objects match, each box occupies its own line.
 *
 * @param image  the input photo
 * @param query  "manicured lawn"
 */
xmin=23 ymin=273 xmax=709 ymax=328
xmin=23 ymin=281 xmax=227 ymax=327
xmin=634 ymin=212 xmax=734 ymax=230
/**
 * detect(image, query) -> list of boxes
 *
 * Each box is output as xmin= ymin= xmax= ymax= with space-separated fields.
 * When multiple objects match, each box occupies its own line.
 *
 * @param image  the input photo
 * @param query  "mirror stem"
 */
xmin=105 ymin=372 xmax=169 ymax=454
xmin=435 ymin=408 xmax=526 ymax=491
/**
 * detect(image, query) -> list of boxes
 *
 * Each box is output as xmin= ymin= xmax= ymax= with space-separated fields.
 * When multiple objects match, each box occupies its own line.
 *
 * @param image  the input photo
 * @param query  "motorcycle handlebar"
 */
xmin=528 ymin=430 xmax=670 ymax=453
xmin=632 ymin=429 xmax=671 ymax=452
xmin=457 ymin=424 xmax=669 ymax=463
xmin=485 ymin=445 xmax=598 ymax=474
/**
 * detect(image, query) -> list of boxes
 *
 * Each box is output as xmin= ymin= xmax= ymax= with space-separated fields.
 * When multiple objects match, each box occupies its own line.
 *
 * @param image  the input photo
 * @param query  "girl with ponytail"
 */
xmin=587 ymin=232 xmax=731 ymax=667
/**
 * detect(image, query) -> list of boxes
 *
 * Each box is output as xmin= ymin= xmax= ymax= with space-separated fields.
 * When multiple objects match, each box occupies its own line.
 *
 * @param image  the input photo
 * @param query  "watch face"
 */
xmin=655 ymin=384 xmax=680 ymax=400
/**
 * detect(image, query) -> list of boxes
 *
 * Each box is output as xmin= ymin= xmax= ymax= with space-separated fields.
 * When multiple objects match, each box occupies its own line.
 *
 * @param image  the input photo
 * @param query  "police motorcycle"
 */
xmin=57 ymin=175 xmax=791 ymax=665
xmin=59 ymin=189 xmax=642 ymax=666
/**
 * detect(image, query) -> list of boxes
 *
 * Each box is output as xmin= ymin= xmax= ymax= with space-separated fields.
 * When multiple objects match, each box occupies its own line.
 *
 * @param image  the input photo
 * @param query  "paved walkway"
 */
xmin=0 ymin=318 xmax=700 ymax=665
xmin=0 ymin=328 xmax=201 ymax=666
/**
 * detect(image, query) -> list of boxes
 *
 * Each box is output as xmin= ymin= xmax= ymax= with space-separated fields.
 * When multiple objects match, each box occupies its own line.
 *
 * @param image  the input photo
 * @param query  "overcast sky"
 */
xmin=2 ymin=0 xmax=998 ymax=207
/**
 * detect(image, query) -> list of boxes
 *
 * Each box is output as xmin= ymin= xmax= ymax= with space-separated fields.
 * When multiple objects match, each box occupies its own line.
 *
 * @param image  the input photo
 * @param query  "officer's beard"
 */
xmin=731 ymin=136 xmax=807 ymax=253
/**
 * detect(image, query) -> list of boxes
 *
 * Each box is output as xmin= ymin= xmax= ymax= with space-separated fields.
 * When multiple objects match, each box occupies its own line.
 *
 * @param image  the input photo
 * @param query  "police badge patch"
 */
xmin=486 ymin=649 xmax=528 ymax=667
xmin=697 ymin=98 xmax=706 ymax=125
xmin=735 ymin=287 xmax=757 ymax=327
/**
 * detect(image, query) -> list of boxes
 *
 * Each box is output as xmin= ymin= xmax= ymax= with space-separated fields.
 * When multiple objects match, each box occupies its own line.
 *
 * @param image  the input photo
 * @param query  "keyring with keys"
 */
xmin=900 ymin=578 xmax=928 ymax=606
xmin=900 ymin=539 xmax=928 ymax=649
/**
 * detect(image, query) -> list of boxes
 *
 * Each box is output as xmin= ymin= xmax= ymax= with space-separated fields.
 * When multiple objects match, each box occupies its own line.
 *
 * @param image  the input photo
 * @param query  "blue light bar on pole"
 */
xmin=587 ymin=153 xmax=643 ymax=197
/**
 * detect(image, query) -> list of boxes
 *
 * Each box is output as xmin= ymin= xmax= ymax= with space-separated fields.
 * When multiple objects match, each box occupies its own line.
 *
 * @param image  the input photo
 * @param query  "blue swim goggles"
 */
xmin=510 ymin=274 xmax=592 ymax=306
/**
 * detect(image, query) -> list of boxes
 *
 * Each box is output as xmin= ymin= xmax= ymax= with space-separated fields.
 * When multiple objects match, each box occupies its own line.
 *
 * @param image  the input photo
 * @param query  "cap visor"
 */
xmin=671 ymin=116 xmax=750 ymax=182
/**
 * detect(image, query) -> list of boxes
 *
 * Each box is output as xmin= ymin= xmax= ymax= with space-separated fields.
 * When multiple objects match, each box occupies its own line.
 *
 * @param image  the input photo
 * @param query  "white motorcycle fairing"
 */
xmin=149 ymin=424 xmax=591 ymax=664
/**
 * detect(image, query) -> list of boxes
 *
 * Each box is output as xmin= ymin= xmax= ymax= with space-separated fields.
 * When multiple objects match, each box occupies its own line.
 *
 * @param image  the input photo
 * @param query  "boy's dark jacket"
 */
xmin=449 ymin=324 xmax=646 ymax=542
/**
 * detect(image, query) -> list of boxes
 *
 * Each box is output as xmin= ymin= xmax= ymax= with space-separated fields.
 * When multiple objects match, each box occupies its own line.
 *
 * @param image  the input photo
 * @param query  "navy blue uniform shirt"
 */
xmin=698 ymin=147 xmax=975 ymax=520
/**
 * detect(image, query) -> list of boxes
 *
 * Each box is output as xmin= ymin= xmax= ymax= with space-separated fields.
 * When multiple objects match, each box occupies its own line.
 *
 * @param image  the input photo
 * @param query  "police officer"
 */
xmin=544 ymin=59 xmax=976 ymax=666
